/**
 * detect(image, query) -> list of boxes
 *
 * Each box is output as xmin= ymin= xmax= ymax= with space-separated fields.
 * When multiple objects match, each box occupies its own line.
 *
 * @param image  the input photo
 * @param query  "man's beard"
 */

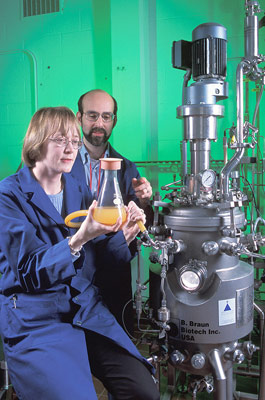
xmin=83 ymin=127 xmax=111 ymax=146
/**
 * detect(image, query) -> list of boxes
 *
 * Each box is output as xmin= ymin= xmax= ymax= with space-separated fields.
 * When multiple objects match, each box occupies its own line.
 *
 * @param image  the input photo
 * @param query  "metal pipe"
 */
xmin=249 ymin=84 xmax=263 ymax=228
xmin=220 ymin=147 xmax=245 ymax=200
xmin=220 ymin=61 xmax=248 ymax=199
xmin=226 ymin=366 xmax=234 ymax=400
xmin=252 ymin=302 xmax=265 ymax=399
xmin=190 ymin=140 xmax=211 ymax=175
xmin=181 ymin=68 xmax=191 ymax=181
xmin=244 ymin=12 xmax=259 ymax=59
xmin=182 ymin=140 xmax=188 ymax=179
xmin=258 ymin=306 xmax=265 ymax=400
xmin=234 ymin=368 xmax=260 ymax=378
xmin=252 ymin=85 xmax=264 ymax=126
xmin=236 ymin=61 xmax=246 ymax=145
xmin=223 ymin=134 xmax=228 ymax=164
xmin=135 ymin=240 xmax=143 ymax=320
xmin=208 ymin=349 xmax=227 ymax=400
xmin=253 ymin=84 xmax=264 ymax=216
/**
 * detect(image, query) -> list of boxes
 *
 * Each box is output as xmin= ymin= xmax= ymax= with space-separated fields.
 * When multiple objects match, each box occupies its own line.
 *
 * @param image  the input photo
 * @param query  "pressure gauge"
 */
xmin=199 ymin=169 xmax=216 ymax=188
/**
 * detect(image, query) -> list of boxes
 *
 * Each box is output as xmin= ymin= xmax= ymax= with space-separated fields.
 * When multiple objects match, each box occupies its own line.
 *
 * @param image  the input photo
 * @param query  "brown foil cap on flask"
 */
xmin=99 ymin=158 xmax=122 ymax=170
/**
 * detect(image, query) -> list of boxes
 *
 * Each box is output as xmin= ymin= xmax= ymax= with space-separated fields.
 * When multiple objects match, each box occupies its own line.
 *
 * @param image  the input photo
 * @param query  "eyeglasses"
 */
xmin=49 ymin=137 xmax=82 ymax=150
xmin=83 ymin=111 xmax=115 ymax=123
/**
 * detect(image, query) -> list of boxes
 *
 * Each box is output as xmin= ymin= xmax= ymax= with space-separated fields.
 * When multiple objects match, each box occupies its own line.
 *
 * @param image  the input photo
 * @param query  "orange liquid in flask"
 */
xmin=93 ymin=206 xmax=127 ymax=225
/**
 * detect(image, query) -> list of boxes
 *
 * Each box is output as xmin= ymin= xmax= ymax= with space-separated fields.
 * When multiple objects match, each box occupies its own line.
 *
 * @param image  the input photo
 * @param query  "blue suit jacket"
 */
xmin=0 ymin=166 xmax=151 ymax=399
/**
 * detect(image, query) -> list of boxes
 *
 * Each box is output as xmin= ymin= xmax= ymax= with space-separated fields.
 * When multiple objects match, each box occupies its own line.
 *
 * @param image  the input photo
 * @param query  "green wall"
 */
xmin=0 ymin=0 xmax=264 ymax=202
xmin=0 ymin=0 xmax=264 ymax=294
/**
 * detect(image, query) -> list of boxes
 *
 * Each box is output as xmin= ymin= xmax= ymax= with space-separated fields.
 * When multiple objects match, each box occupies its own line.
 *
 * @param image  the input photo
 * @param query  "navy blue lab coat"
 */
xmin=0 ymin=166 xmax=150 ymax=400
xmin=71 ymin=145 xmax=141 ymax=334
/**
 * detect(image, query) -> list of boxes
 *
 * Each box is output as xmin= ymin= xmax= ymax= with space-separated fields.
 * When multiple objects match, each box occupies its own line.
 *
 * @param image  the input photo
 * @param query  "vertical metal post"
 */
xmin=258 ymin=307 xmax=265 ymax=399
xmin=208 ymin=349 xmax=227 ymax=400
xmin=226 ymin=366 xmax=234 ymax=400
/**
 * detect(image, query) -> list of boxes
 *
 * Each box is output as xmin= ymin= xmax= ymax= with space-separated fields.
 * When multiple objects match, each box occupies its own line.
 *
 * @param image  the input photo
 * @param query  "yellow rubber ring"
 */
xmin=65 ymin=210 xmax=147 ymax=232
xmin=65 ymin=210 xmax=88 ymax=228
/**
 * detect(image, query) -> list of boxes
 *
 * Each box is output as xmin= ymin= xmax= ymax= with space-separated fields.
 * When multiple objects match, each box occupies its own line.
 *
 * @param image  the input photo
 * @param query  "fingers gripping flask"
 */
xmin=92 ymin=158 xmax=127 ymax=225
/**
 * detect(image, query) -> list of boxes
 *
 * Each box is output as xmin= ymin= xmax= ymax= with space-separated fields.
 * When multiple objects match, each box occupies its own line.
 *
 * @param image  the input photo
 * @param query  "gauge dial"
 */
xmin=200 ymin=169 xmax=216 ymax=188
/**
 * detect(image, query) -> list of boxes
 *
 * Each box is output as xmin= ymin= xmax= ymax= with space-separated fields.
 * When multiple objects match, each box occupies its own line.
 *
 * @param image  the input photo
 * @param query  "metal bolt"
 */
xmin=233 ymin=350 xmax=245 ymax=364
xmin=170 ymin=350 xmax=185 ymax=365
xmin=191 ymin=353 xmax=206 ymax=369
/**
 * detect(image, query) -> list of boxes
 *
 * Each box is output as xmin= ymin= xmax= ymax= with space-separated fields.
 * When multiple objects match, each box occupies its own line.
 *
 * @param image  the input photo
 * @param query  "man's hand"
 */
xmin=132 ymin=177 xmax=152 ymax=208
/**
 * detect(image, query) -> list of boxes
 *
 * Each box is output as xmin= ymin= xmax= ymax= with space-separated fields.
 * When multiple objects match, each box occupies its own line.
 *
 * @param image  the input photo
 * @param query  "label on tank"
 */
xmin=218 ymin=298 xmax=236 ymax=326
xmin=176 ymin=319 xmax=220 ymax=342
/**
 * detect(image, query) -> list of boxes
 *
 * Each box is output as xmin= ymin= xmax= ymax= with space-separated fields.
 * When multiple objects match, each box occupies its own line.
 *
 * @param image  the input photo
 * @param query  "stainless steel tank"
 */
xmin=145 ymin=5 xmax=265 ymax=397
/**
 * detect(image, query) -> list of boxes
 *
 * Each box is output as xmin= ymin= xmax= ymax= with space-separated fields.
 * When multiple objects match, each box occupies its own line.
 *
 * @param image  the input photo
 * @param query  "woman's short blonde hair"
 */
xmin=22 ymin=106 xmax=80 ymax=167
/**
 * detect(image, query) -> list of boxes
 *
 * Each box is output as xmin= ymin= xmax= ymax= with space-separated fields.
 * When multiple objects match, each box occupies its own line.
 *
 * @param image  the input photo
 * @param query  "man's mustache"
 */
xmin=90 ymin=127 xmax=107 ymax=135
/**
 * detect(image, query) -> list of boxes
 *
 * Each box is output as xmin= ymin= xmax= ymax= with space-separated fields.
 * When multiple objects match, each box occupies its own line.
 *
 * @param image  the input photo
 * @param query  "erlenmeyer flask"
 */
xmin=92 ymin=158 xmax=127 ymax=225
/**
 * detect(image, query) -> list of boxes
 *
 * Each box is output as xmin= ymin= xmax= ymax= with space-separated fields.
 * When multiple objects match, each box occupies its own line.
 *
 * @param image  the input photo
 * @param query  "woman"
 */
xmin=0 ymin=107 xmax=160 ymax=400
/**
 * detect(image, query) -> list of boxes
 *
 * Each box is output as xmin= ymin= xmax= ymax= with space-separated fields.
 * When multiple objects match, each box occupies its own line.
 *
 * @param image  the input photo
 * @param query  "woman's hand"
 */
xmin=122 ymin=201 xmax=146 ymax=245
xmin=69 ymin=200 xmax=123 ymax=250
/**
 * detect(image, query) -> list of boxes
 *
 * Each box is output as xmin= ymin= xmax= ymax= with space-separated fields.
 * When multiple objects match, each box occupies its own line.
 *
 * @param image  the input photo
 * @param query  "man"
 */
xmin=71 ymin=89 xmax=153 ymax=335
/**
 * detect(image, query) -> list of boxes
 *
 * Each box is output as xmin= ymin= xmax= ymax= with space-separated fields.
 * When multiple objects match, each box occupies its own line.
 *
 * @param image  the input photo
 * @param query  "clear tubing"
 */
xmin=253 ymin=216 xmax=265 ymax=234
